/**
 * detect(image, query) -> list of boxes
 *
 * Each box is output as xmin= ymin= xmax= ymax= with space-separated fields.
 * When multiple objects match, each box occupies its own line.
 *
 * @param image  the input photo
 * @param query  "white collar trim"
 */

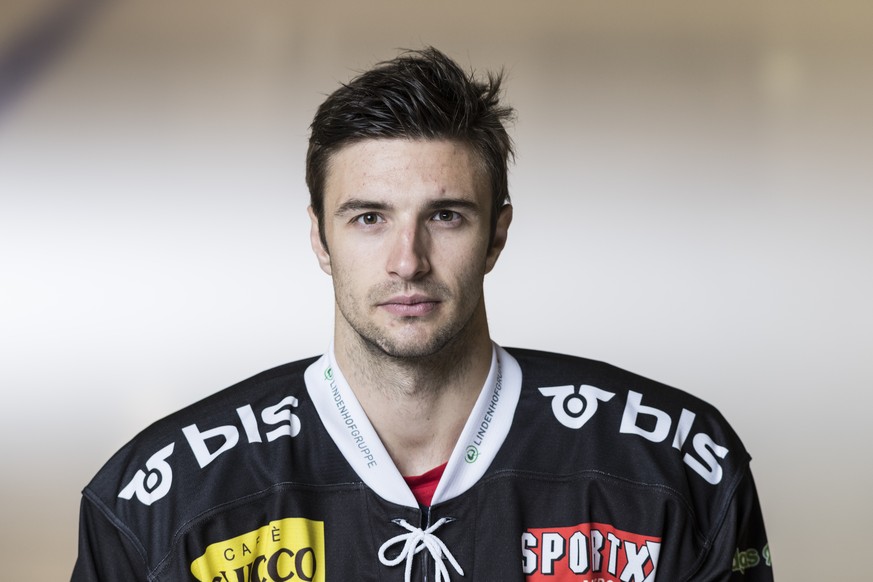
xmin=304 ymin=342 xmax=522 ymax=508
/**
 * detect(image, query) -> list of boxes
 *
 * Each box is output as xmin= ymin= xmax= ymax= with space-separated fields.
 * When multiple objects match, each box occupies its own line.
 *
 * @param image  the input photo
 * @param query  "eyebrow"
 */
xmin=334 ymin=199 xmax=390 ymax=217
xmin=425 ymin=198 xmax=481 ymax=214
xmin=334 ymin=197 xmax=481 ymax=217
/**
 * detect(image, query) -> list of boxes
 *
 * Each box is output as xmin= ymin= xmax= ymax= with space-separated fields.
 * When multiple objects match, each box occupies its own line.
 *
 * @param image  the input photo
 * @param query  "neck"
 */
xmin=333 ymin=305 xmax=493 ymax=476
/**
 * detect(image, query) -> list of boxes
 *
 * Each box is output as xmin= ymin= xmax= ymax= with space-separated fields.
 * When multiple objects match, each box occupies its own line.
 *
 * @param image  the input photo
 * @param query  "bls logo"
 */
xmin=538 ymin=385 xmax=615 ymax=429
xmin=539 ymin=385 xmax=730 ymax=485
xmin=119 ymin=395 xmax=302 ymax=505
xmin=183 ymin=397 xmax=302 ymax=469
xmin=118 ymin=443 xmax=175 ymax=506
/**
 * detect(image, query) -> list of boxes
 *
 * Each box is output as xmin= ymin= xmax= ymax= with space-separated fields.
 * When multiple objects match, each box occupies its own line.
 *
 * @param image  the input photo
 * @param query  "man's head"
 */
xmin=306 ymin=47 xmax=515 ymax=250
xmin=306 ymin=48 xmax=515 ymax=362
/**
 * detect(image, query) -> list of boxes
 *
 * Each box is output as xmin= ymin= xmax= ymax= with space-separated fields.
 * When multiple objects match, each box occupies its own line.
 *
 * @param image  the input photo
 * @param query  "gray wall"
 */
xmin=2 ymin=1 xmax=871 ymax=578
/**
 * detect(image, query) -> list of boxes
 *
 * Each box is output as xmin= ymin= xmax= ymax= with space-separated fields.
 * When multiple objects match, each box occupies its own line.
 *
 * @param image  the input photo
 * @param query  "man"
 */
xmin=73 ymin=48 xmax=772 ymax=581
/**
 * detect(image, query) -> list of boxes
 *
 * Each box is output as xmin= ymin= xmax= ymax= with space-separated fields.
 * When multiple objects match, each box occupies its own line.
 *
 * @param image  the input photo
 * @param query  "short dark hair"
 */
xmin=306 ymin=47 xmax=515 ymax=248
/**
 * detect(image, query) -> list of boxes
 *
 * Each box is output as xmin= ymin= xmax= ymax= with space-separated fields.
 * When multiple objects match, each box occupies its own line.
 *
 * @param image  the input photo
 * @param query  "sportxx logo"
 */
xmin=538 ymin=384 xmax=730 ymax=485
xmin=190 ymin=517 xmax=325 ymax=582
xmin=522 ymin=521 xmax=661 ymax=582
xmin=119 ymin=394 xmax=302 ymax=505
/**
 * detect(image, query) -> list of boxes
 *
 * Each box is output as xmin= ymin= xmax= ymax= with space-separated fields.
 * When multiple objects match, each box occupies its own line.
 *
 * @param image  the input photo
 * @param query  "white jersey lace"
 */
xmin=378 ymin=517 xmax=465 ymax=582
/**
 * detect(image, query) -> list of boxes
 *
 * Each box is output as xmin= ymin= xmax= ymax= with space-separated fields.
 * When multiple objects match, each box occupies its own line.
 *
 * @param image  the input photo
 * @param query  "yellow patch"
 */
xmin=190 ymin=517 xmax=325 ymax=582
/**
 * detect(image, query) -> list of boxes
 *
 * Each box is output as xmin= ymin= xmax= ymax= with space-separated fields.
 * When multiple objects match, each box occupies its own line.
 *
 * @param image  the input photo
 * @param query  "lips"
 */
xmin=378 ymin=294 xmax=440 ymax=317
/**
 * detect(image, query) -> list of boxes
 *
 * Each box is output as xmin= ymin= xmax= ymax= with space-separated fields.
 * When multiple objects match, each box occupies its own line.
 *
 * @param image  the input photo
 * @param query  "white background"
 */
xmin=2 ymin=1 xmax=871 ymax=578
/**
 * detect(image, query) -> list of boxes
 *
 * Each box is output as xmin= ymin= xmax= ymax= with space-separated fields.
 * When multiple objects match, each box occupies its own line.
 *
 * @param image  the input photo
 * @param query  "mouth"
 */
xmin=377 ymin=294 xmax=440 ymax=317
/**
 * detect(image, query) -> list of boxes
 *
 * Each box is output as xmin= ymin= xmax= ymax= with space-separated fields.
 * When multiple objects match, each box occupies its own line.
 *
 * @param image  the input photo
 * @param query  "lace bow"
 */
xmin=378 ymin=517 xmax=464 ymax=582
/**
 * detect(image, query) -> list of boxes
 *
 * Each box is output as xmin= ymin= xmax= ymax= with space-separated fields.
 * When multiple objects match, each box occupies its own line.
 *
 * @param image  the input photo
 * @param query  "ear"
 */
xmin=308 ymin=206 xmax=332 ymax=276
xmin=485 ymin=204 xmax=512 ymax=273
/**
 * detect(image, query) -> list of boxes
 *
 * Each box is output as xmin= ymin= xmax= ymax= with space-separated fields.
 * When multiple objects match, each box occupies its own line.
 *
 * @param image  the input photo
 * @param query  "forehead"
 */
xmin=323 ymin=139 xmax=488 ymax=207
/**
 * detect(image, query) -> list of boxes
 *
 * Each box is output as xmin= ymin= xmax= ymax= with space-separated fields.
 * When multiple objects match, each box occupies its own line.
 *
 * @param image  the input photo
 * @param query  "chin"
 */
xmin=363 ymin=328 xmax=459 ymax=360
xmin=369 ymin=339 xmax=446 ymax=360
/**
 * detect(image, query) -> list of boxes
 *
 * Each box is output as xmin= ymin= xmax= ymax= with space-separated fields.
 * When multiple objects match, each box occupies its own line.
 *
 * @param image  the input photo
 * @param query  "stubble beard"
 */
xmin=336 ymin=280 xmax=485 ymax=364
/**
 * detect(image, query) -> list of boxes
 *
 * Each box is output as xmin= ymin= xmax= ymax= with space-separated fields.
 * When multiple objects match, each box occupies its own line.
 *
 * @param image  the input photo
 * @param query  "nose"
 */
xmin=386 ymin=221 xmax=430 ymax=280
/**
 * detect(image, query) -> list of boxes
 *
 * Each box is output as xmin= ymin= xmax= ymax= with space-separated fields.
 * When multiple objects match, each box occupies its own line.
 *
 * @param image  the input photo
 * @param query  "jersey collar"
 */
xmin=304 ymin=342 xmax=522 ymax=508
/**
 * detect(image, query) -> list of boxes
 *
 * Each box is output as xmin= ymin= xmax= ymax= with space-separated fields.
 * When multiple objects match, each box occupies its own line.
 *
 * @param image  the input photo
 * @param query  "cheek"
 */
xmin=331 ymin=256 xmax=375 ymax=297
xmin=441 ymin=250 xmax=488 ymax=292
xmin=437 ymin=228 xmax=489 ymax=261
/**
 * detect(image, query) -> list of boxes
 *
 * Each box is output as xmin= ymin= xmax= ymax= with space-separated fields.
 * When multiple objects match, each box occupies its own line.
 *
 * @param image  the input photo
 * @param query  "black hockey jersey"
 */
xmin=72 ymin=346 xmax=772 ymax=581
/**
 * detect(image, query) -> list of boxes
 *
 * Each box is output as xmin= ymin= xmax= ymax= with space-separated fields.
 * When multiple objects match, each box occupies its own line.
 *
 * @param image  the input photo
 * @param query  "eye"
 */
xmin=355 ymin=213 xmax=383 ymax=225
xmin=433 ymin=210 xmax=461 ymax=222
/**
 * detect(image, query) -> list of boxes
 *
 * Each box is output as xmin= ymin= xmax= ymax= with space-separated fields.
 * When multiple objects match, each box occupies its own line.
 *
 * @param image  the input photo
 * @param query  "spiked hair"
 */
xmin=306 ymin=47 xmax=515 ymax=248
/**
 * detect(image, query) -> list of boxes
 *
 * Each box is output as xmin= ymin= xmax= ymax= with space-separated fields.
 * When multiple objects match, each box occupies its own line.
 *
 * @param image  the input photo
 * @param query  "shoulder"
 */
xmin=504 ymin=346 xmax=751 ymax=513
xmin=508 ymin=346 xmax=727 ymax=414
xmin=99 ymin=356 xmax=318 ymax=476
xmin=496 ymin=349 xmax=769 ymax=580
xmin=79 ymin=357 xmax=321 ymax=563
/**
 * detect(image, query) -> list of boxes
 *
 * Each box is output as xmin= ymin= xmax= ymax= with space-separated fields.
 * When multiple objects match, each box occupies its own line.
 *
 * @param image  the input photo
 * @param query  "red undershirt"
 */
xmin=403 ymin=462 xmax=448 ymax=507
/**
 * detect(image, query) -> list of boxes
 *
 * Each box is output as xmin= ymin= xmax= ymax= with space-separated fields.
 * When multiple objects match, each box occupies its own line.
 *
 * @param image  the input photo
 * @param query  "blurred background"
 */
xmin=2 ymin=0 xmax=871 ymax=578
